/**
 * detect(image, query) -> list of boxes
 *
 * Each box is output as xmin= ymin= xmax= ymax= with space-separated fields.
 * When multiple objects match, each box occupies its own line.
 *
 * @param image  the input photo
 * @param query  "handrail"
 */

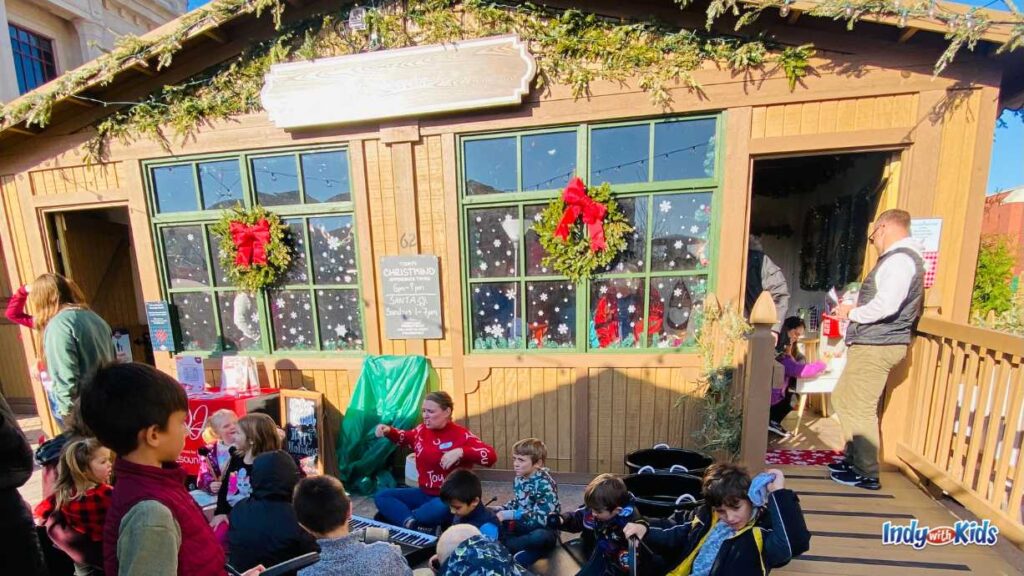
xmin=917 ymin=315 xmax=1024 ymax=356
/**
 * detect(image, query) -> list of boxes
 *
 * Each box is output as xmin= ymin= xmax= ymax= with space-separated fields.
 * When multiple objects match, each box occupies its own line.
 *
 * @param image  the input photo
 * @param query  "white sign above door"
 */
xmin=260 ymin=35 xmax=537 ymax=129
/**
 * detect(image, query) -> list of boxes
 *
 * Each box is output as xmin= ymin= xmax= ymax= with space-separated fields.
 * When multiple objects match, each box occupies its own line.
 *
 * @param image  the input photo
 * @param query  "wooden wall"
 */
xmin=0 ymin=25 xmax=1006 ymax=461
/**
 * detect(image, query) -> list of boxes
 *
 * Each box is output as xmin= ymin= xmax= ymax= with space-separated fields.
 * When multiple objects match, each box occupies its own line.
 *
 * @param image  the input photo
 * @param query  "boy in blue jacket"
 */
xmin=623 ymin=464 xmax=810 ymax=576
xmin=440 ymin=469 xmax=500 ymax=540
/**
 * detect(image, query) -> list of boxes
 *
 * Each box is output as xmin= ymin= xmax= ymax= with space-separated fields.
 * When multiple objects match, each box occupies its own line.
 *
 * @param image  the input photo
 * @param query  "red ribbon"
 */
xmin=229 ymin=218 xmax=271 ymax=268
xmin=553 ymin=177 xmax=607 ymax=252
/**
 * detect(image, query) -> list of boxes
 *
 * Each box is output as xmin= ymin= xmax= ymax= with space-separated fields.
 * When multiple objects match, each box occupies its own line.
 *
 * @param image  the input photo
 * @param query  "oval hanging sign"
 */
xmin=261 ymin=34 xmax=537 ymax=129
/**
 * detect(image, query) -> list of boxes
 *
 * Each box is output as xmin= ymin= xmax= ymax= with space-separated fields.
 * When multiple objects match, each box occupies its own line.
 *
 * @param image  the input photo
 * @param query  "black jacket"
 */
xmin=644 ymin=489 xmax=811 ymax=576
xmin=0 ymin=393 xmax=33 ymax=490
xmin=0 ymin=393 xmax=47 ymax=576
xmin=228 ymin=451 xmax=319 ymax=574
xmin=553 ymin=497 xmax=651 ymax=575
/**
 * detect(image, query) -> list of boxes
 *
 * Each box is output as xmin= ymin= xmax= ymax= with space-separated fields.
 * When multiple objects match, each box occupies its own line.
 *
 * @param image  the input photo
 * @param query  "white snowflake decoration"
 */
xmin=187 ymin=233 xmax=195 ymax=241
xmin=659 ymin=200 xmax=672 ymax=213
xmin=327 ymin=236 xmax=341 ymax=251
xmin=599 ymin=285 xmax=608 ymax=294
xmin=674 ymin=288 xmax=683 ymax=297
xmin=674 ymin=240 xmax=683 ymax=250
xmin=290 ymin=312 xmax=298 ymax=319
xmin=627 ymin=304 xmax=636 ymax=314
xmin=557 ymin=323 xmax=569 ymax=335
xmin=479 ymin=262 xmax=488 ymax=271
xmin=539 ymin=293 xmax=548 ymax=302
xmin=493 ymin=239 xmax=502 ymax=248
xmin=334 ymin=324 xmax=348 ymax=338
xmin=690 ymin=225 xmax=700 ymax=234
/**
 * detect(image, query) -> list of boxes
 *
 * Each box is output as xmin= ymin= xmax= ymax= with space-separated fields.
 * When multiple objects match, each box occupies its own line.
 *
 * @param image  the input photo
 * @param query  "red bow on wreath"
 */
xmin=553 ymin=177 xmax=607 ymax=252
xmin=229 ymin=219 xmax=271 ymax=268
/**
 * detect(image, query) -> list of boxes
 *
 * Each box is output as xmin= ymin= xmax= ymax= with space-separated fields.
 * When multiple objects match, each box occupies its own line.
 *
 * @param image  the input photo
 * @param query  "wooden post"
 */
xmin=739 ymin=291 xmax=777 ymax=472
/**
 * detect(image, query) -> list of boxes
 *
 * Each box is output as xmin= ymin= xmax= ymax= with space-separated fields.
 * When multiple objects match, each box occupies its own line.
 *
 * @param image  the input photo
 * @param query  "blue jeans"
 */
xmin=503 ymin=526 xmax=556 ymax=566
xmin=374 ymin=487 xmax=449 ymax=528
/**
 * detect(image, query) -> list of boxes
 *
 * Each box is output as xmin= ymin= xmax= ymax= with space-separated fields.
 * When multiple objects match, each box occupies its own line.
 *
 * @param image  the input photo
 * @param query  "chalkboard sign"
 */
xmin=380 ymin=255 xmax=443 ymax=339
xmin=145 ymin=301 xmax=178 ymax=353
xmin=280 ymin=389 xmax=323 ymax=476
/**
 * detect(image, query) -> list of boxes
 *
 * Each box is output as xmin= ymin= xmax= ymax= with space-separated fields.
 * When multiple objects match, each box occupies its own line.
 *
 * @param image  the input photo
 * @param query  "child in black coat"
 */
xmin=227 ymin=450 xmax=319 ymax=575
xmin=623 ymin=464 xmax=810 ymax=576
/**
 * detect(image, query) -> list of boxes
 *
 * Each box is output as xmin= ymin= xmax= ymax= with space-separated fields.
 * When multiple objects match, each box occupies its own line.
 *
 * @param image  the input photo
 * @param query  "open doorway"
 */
xmin=749 ymin=151 xmax=898 ymax=454
xmin=46 ymin=207 xmax=153 ymax=365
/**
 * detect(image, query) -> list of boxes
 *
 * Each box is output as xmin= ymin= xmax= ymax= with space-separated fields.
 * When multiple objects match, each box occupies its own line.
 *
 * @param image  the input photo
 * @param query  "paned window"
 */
xmin=148 ymin=148 xmax=363 ymax=354
xmin=461 ymin=117 xmax=719 ymax=352
xmin=9 ymin=24 xmax=57 ymax=94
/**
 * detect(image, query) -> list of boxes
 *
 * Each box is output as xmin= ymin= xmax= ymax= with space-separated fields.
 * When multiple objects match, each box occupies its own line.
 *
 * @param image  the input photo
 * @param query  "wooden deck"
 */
xmin=776 ymin=465 xmax=1023 ymax=576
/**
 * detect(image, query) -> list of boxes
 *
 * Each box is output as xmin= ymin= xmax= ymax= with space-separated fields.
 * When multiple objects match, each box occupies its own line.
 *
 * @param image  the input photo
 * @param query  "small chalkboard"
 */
xmin=145 ymin=301 xmax=178 ymax=353
xmin=280 ymin=389 xmax=324 ymax=476
xmin=380 ymin=255 xmax=443 ymax=339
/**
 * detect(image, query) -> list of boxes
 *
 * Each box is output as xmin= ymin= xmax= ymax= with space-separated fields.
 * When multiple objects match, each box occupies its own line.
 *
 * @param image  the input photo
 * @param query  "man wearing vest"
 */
xmin=828 ymin=209 xmax=925 ymax=490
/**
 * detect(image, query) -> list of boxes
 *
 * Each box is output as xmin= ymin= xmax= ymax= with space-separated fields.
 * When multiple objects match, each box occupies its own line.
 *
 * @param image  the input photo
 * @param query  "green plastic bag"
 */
xmin=337 ymin=355 xmax=431 ymax=495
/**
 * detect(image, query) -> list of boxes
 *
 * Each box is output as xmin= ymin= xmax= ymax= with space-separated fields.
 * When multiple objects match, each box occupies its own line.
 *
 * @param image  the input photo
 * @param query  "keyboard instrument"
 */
xmin=350 ymin=514 xmax=437 ymax=566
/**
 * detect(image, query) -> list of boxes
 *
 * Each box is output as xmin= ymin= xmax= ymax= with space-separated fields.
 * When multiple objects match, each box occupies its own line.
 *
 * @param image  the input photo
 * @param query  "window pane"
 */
xmin=172 ymin=293 xmax=217 ymax=351
xmin=598 ymin=197 xmax=647 ymax=274
xmin=464 ymin=137 xmax=516 ymax=195
xmin=153 ymin=165 xmax=198 ymax=213
xmin=302 ymin=151 xmax=351 ymax=204
xmin=467 ymin=207 xmax=519 ymax=278
xmin=591 ymin=124 xmax=649 ymax=185
xmin=309 ymin=216 xmax=358 ymax=285
xmin=654 ymin=119 xmax=717 ymax=181
xmin=649 ymin=193 xmax=712 ymax=273
xmin=207 ymin=228 xmax=232 ymax=287
xmin=253 ymin=155 xmax=300 ymax=206
xmin=283 ymin=219 xmax=310 ymax=285
xmin=522 ymin=132 xmax=576 ymax=191
xmin=199 ymin=160 xmax=243 ymax=210
xmin=524 ymin=205 xmax=550 ymax=276
xmin=218 ymin=292 xmax=261 ymax=351
xmin=470 ymin=282 xmax=522 ymax=350
xmin=589 ymin=277 xmax=645 ymax=349
xmin=162 ymin=226 xmax=209 ymax=288
xmin=649 ymin=276 xmax=707 ymax=348
xmin=316 ymin=289 xmax=363 ymax=350
xmin=270 ymin=290 xmax=315 ymax=350
xmin=525 ymin=281 xmax=576 ymax=349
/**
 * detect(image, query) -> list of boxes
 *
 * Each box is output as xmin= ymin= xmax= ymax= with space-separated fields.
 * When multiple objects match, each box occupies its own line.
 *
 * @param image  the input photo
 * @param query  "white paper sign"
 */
xmin=221 ymin=356 xmax=259 ymax=395
xmin=911 ymin=218 xmax=942 ymax=289
xmin=175 ymin=356 xmax=206 ymax=393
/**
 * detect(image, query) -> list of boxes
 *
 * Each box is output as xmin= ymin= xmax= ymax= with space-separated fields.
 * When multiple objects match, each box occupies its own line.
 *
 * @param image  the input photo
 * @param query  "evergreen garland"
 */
xmin=532 ymin=182 xmax=632 ymax=283
xmin=210 ymin=204 xmax=291 ymax=292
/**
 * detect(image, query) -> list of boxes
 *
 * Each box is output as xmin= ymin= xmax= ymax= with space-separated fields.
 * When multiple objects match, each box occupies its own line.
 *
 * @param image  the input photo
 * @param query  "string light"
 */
xmin=779 ymin=0 xmax=793 ymax=18
xmin=897 ymin=10 xmax=909 ymax=28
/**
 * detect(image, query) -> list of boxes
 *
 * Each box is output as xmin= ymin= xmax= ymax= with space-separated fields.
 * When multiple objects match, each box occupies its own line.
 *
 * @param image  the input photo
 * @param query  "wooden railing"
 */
xmin=894 ymin=316 xmax=1024 ymax=547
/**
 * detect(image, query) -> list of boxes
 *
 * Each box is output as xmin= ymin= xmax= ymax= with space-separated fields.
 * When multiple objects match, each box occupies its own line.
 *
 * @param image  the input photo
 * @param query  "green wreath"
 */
xmin=210 ymin=204 xmax=291 ymax=292
xmin=533 ymin=178 xmax=633 ymax=283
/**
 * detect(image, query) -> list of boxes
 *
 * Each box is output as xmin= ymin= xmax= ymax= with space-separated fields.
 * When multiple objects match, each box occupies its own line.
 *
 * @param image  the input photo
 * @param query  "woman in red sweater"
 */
xmin=373 ymin=391 xmax=496 ymax=530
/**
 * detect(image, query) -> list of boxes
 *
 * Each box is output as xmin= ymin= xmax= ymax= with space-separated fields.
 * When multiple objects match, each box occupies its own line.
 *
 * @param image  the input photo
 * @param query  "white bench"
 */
xmin=793 ymin=356 xmax=845 ymax=433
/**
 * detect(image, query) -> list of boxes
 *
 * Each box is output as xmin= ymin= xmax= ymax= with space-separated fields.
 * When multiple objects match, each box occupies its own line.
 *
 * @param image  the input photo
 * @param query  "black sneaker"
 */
xmin=826 ymin=459 xmax=852 ymax=474
xmin=830 ymin=469 xmax=881 ymax=490
xmin=768 ymin=421 xmax=791 ymax=438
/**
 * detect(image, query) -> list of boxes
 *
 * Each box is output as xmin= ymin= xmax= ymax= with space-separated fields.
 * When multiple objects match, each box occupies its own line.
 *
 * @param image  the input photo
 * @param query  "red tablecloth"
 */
xmin=178 ymin=389 xmax=280 ymax=476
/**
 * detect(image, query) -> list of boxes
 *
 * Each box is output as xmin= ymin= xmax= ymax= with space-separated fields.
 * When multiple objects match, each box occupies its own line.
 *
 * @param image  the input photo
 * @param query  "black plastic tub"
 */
xmin=624 ymin=445 xmax=713 ymax=477
xmin=622 ymin=472 xmax=704 ymax=518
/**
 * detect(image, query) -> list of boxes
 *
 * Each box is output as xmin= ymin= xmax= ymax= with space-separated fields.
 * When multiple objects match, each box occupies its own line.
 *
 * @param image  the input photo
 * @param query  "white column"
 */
xmin=0 ymin=0 xmax=21 ymax=103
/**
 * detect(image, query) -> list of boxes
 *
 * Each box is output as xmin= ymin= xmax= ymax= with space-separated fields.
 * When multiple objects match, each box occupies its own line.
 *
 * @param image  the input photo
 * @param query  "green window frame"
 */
xmin=459 ymin=114 xmax=723 ymax=354
xmin=145 ymin=145 xmax=366 ymax=356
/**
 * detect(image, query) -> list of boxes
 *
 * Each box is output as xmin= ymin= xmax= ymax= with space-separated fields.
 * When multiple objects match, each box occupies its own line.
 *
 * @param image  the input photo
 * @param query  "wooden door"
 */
xmin=54 ymin=210 xmax=150 ymax=364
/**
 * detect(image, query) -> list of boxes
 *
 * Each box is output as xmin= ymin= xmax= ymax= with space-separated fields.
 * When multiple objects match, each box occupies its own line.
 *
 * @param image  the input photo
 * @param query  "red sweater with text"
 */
xmin=385 ymin=422 xmax=497 ymax=495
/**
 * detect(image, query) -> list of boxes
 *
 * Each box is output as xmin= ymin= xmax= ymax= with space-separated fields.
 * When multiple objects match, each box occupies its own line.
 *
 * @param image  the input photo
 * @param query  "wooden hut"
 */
xmin=0 ymin=0 xmax=1020 ymax=476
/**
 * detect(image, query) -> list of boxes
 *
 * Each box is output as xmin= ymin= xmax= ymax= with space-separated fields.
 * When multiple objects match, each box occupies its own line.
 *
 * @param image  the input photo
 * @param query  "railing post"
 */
xmin=740 ymin=291 xmax=777 ymax=472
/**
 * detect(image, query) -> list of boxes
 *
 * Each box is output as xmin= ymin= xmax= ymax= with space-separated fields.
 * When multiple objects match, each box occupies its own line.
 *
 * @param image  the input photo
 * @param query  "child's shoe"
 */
xmin=830 ymin=469 xmax=880 ymax=490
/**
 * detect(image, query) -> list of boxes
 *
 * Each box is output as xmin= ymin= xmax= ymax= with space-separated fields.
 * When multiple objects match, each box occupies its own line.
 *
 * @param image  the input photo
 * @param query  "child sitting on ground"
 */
xmin=212 ymin=412 xmax=281 ymax=531
xmin=227 ymin=451 xmax=319 ymax=576
xmin=623 ymin=464 xmax=811 ymax=576
xmin=294 ymin=475 xmax=412 ymax=576
xmin=34 ymin=437 xmax=113 ymax=575
xmin=440 ymin=469 xmax=499 ymax=540
xmin=549 ymin=473 xmax=650 ymax=575
xmin=197 ymin=409 xmax=239 ymax=495
xmin=430 ymin=524 xmax=530 ymax=576
xmin=496 ymin=438 xmax=560 ymax=568
xmin=78 ymin=362 xmax=263 ymax=576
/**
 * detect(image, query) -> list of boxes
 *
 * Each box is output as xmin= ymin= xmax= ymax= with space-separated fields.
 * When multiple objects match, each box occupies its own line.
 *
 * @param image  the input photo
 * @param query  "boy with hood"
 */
xmin=228 ymin=451 xmax=319 ymax=575
xmin=623 ymin=464 xmax=810 ymax=576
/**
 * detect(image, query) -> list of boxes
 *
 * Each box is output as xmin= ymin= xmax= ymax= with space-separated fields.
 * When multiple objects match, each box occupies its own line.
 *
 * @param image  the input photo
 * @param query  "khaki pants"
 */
xmin=832 ymin=344 xmax=907 ymax=478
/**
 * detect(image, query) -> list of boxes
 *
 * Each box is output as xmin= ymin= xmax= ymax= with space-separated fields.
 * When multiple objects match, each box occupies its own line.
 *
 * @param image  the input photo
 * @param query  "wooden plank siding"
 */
xmin=749 ymin=94 xmax=918 ymax=139
xmin=28 ymin=163 xmax=123 ymax=196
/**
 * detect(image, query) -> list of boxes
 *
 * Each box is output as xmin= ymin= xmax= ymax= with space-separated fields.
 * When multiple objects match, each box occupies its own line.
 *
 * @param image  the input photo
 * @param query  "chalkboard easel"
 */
xmin=280 ymin=389 xmax=324 ymax=476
